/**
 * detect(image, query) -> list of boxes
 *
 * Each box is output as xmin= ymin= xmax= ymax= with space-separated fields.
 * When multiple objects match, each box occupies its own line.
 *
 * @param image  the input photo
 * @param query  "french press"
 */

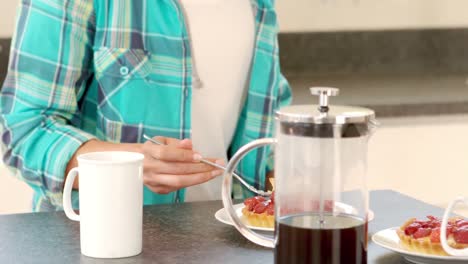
xmin=222 ymin=87 xmax=377 ymax=264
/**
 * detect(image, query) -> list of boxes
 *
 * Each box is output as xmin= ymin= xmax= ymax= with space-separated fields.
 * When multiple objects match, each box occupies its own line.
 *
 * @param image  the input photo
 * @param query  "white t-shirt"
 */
xmin=180 ymin=0 xmax=255 ymax=201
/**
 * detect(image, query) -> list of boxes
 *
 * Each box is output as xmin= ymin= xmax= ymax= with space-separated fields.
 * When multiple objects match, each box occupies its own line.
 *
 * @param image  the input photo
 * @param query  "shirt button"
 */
xmin=120 ymin=66 xmax=129 ymax=76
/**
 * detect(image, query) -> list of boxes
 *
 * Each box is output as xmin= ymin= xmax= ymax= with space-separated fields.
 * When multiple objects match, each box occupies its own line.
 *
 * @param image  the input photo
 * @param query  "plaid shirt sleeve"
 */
xmin=0 ymin=0 xmax=97 ymax=209
xmin=278 ymin=74 xmax=292 ymax=108
xmin=266 ymin=72 xmax=292 ymax=171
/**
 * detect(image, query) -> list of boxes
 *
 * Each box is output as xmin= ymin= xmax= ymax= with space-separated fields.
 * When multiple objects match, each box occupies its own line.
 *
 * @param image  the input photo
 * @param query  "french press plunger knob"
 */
xmin=310 ymin=87 xmax=340 ymax=113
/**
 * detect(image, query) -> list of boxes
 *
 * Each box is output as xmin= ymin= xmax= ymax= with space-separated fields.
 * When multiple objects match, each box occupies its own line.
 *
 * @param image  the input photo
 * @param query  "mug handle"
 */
xmin=441 ymin=196 xmax=468 ymax=256
xmin=221 ymin=138 xmax=276 ymax=248
xmin=62 ymin=168 xmax=80 ymax=222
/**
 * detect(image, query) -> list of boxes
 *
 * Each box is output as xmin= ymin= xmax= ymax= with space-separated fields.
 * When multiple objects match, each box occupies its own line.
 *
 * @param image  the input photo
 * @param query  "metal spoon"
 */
xmin=143 ymin=134 xmax=271 ymax=197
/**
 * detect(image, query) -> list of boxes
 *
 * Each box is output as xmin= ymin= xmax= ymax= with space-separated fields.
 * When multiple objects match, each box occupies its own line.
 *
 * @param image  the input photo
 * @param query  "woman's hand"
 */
xmin=142 ymin=136 xmax=224 ymax=194
xmin=65 ymin=137 xmax=224 ymax=193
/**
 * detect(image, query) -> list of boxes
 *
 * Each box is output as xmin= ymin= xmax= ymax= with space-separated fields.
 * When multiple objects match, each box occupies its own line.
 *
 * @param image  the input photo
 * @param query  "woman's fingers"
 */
xmin=155 ymin=136 xmax=193 ymax=150
xmin=178 ymin=139 xmax=193 ymax=150
xmin=145 ymin=158 xmax=223 ymax=175
xmin=143 ymin=140 xmax=201 ymax=162
xmin=144 ymin=169 xmax=224 ymax=194
xmin=142 ymin=136 xmax=227 ymax=194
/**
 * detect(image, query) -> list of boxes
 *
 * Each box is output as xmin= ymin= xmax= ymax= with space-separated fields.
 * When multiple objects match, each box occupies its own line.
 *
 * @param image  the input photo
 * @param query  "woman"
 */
xmin=0 ymin=0 xmax=291 ymax=211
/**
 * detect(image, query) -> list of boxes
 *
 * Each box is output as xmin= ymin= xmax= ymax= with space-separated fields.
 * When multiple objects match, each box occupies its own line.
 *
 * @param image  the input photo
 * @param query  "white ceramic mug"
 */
xmin=441 ymin=196 xmax=468 ymax=256
xmin=62 ymin=151 xmax=144 ymax=258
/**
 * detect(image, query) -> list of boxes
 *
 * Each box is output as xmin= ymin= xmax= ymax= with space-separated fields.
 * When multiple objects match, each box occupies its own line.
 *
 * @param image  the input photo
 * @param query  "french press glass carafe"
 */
xmin=222 ymin=87 xmax=377 ymax=264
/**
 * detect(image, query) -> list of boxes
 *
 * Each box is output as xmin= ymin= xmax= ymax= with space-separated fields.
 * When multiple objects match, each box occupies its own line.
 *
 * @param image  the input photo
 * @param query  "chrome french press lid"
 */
xmin=275 ymin=87 xmax=376 ymax=138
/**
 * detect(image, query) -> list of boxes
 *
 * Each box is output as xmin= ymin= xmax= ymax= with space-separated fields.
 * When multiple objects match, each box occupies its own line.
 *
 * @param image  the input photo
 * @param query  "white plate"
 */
xmin=215 ymin=203 xmax=375 ymax=232
xmin=372 ymin=227 xmax=468 ymax=264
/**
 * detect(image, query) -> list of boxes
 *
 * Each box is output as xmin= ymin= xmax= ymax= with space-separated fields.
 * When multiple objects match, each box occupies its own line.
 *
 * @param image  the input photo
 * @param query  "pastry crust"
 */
xmin=241 ymin=207 xmax=274 ymax=228
xmin=397 ymin=228 xmax=449 ymax=256
xmin=397 ymin=217 xmax=468 ymax=256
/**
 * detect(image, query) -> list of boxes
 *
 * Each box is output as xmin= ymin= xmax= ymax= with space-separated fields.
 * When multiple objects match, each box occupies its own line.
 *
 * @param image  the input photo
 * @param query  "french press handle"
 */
xmin=221 ymin=138 xmax=276 ymax=248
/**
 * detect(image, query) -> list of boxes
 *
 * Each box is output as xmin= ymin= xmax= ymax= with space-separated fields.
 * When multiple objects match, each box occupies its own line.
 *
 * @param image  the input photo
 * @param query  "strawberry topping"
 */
xmin=404 ymin=223 xmax=421 ymax=236
xmin=454 ymin=226 xmax=468 ymax=244
xmin=253 ymin=202 xmax=268 ymax=214
xmin=243 ymin=197 xmax=255 ymax=206
xmin=247 ymin=202 xmax=256 ymax=211
xmin=430 ymin=227 xmax=441 ymax=243
xmin=413 ymin=228 xmax=432 ymax=239
xmin=324 ymin=200 xmax=335 ymax=212
xmin=266 ymin=203 xmax=275 ymax=216
xmin=456 ymin=220 xmax=468 ymax=228
xmin=403 ymin=215 xmax=468 ymax=244
xmin=244 ymin=196 xmax=266 ymax=212
xmin=244 ymin=194 xmax=274 ymax=213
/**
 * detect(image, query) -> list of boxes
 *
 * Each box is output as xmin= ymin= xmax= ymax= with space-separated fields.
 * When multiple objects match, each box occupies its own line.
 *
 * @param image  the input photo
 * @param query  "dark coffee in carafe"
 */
xmin=275 ymin=214 xmax=367 ymax=264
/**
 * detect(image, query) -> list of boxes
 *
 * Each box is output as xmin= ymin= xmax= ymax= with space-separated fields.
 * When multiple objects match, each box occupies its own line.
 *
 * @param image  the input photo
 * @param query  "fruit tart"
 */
xmin=241 ymin=194 xmax=275 ymax=228
xmin=397 ymin=215 xmax=468 ymax=256
xmin=241 ymin=178 xmax=275 ymax=228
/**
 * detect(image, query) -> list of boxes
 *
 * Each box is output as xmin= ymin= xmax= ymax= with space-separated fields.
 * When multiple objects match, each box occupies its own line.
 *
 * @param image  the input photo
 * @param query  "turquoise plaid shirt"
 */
xmin=0 ymin=0 xmax=291 ymax=211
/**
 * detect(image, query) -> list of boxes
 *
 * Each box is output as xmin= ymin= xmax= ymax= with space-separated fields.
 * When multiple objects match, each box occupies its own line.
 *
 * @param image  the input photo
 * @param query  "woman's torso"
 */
xmin=180 ymin=0 xmax=255 ymax=201
xmin=76 ymin=0 xmax=284 ymax=206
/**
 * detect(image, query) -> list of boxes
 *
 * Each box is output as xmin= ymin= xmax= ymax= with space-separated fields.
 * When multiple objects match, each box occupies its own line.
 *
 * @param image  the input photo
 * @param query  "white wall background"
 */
xmin=3 ymin=0 xmax=468 ymax=37
xmin=0 ymin=0 xmax=18 ymax=38
xmin=276 ymin=0 xmax=468 ymax=32
xmin=0 ymin=165 xmax=32 ymax=214
xmin=367 ymin=115 xmax=468 ymax=213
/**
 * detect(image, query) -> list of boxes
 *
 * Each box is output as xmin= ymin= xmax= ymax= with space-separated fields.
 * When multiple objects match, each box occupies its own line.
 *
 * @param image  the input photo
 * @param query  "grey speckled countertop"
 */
xmin=0 ymin=190 xmax=448 ymax=264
